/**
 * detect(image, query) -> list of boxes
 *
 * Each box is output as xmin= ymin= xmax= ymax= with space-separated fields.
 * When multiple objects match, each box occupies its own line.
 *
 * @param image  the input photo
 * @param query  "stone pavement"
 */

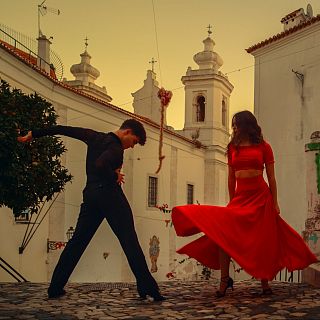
xmin=0 ymin=280 xmax=320 ymax=320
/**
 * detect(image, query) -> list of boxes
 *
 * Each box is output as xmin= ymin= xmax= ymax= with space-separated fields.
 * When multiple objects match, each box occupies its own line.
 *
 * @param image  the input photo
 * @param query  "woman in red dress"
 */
xmin=172 ymin=111 xmax=317 ymax=297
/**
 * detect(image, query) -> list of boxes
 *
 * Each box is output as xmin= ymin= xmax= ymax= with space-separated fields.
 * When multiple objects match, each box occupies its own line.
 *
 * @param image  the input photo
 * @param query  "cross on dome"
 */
xmin=149 ymin=57 xmax=157 ymax=72
xmin=84 ymin=36 xmax=89 ymax=50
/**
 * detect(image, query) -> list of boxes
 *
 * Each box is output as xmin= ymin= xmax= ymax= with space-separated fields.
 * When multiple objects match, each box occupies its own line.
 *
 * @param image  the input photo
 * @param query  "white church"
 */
xmin=0 ymin=23 xmax=232 ymax=283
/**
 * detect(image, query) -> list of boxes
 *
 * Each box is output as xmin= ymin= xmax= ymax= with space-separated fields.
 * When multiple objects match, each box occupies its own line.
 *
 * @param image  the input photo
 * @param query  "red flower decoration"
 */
xmin=166 ymin=272 xmax=176 ymax=279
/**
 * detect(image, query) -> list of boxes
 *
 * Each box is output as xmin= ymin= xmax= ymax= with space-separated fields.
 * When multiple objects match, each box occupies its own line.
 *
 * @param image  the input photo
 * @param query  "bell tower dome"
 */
xmin=63 ymin=37 xmax=112 ymax=103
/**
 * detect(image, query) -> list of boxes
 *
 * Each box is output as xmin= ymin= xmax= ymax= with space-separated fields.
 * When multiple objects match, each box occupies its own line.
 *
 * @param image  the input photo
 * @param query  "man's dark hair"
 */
xmin=120 ymin=119 xmax=147 ymax=145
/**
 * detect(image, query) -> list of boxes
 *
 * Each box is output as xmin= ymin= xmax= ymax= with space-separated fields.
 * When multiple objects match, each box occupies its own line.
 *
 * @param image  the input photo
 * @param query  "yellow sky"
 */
xmin=1 ymin=0 xmax=319 ymax=129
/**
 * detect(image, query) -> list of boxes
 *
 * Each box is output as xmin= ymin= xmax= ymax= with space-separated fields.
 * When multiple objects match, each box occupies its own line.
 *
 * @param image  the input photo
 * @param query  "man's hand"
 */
xmin=17 ymin=131 xmax=32 ymax=143
xmin=115 ymin=168 xmax=125 ymax=185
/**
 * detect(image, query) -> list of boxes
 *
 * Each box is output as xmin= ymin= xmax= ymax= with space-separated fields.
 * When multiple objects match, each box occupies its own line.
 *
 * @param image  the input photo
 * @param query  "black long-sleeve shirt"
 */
xmin=32 ymin=125 xmax=123 ymax=186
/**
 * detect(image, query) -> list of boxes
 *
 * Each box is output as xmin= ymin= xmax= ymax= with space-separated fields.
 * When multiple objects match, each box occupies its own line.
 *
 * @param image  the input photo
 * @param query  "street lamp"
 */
xmin=47 ymin=226 xmax=75 ymax=252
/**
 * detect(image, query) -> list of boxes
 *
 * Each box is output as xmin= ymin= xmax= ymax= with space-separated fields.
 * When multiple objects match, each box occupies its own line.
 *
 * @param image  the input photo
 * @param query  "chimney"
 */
xmin=281 ymin=5 xmax=313 ymax=32
xmin=37 ymin=35 xmax=51 ymax=74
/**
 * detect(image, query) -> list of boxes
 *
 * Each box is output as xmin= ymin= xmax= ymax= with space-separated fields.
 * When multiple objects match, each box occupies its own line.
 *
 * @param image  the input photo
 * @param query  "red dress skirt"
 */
xmin=172 ymin=175 xmax=317 ymax=280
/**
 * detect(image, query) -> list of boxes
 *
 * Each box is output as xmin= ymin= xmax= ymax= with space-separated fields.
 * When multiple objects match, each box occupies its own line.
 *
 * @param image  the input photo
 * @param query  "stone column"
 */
xmin=302 ymin=131 xmax=320 ymax=286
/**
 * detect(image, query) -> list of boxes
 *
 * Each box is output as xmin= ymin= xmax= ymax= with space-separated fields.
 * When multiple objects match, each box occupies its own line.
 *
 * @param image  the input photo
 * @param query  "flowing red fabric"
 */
xmin=172 ymin=175 xmax=317 ymax=280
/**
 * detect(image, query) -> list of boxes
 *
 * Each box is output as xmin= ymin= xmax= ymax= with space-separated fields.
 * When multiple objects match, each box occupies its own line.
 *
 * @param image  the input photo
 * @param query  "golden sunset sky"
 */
xmin=1 ymin=0 xmax=319 ymax=129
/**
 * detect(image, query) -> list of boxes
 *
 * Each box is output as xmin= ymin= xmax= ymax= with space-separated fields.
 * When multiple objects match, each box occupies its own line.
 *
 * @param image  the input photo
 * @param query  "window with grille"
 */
xmin=148 ymin=176 xmax=158 ymax=207
xmin=187 ymin=184 xmax=194 ymax=204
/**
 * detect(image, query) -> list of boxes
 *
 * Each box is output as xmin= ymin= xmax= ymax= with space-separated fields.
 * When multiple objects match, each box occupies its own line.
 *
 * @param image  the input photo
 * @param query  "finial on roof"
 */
xmin=84 ymin=36 xmax=89 ymax=50
xmin=193 ymin=26 xmax=223 ymax=71
xmin=207 ymin=24 xmax=212 ymax=37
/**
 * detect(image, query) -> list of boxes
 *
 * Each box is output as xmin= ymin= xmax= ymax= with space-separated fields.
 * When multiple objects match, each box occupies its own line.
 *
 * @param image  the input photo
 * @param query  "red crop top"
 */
xmin=227 ymin=141 xmax=274 ymax=172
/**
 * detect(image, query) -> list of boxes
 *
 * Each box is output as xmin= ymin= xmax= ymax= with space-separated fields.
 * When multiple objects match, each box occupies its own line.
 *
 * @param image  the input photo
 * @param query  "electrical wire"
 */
xmin=225 ymin=41 xmax=320 ymax=75
xmin=151 ymin=0 xmax=162 ymax=86
xmin=64 ymin=42 xmax=320 ymax=124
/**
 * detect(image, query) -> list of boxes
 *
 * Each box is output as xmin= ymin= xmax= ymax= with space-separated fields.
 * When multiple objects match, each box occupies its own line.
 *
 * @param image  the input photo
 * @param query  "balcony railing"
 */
xmin=0 ymin=23 xmax=63 ymax=81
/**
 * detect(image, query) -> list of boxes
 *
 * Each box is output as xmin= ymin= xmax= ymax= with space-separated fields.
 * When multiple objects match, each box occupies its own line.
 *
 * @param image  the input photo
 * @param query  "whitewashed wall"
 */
xmin=0 ymin=45 xmax=216 ymax=283
xmin=251 ymin=22 xmax=320 ymax=233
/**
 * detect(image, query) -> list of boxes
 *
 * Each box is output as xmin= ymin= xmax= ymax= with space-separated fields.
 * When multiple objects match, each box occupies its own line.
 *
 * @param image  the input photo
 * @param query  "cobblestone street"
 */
xmin=1 ymin=280 xmax=320 ymax=319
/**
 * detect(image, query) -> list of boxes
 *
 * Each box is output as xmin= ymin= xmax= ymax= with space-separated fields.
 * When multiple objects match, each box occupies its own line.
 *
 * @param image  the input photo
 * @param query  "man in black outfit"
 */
xmin=18 ymin=119 xmax=165 ymax=301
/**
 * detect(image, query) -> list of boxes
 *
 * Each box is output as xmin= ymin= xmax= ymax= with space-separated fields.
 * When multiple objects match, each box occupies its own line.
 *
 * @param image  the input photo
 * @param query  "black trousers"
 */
xmin=48 ymin=183 xmax=158 ymax=293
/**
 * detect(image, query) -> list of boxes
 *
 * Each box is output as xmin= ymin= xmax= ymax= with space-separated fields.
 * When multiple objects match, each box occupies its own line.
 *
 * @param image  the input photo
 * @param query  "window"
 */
xmin=196 ymin=95 xmax=205 ymax=122
xmin=148 ymin=176 xmax=158 ymax=207
xmin=187 ymin=184 xmax=194 ymax=204
xmin=222 ymin=98 xmax=227 ymax=127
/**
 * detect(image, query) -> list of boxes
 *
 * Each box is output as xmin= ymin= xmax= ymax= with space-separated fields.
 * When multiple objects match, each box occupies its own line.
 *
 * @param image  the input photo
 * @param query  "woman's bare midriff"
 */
xmin=235 ymin=169 xmax=263 ymax=179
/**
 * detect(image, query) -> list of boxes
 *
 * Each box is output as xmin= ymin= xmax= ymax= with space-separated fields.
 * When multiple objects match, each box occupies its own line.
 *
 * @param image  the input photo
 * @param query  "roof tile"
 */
xmin=246 ymin=15 xmax=320 ymax=53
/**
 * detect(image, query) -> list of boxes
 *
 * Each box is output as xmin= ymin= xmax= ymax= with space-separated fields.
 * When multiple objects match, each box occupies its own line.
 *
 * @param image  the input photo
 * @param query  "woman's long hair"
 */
xmin=228 ymin=111 xmax=263 ymax=152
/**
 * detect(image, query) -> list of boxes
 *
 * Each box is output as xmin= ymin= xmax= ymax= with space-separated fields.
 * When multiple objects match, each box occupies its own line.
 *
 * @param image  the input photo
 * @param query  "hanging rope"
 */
xmin=155 ymin=87 xmax=172 ymax=174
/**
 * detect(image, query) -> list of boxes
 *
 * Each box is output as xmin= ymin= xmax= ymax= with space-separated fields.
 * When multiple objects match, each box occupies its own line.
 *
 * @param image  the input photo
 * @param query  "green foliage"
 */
xmin=0 ymin=79 xmax=72 ymax=216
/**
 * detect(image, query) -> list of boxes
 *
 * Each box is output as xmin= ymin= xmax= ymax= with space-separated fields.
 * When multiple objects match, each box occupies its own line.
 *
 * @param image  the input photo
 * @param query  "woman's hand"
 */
xmin=17 ymin=131 xmax=32 ymax=143
xmin=115 ymin=168 xmax=125 ymax=185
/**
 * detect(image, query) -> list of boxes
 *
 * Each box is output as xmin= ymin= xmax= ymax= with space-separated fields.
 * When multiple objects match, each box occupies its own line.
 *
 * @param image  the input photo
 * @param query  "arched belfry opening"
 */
xmin=195 ymin=95 xmax=205 ymax=122
xmin=222 ymin=98 xmax=227 ymax=127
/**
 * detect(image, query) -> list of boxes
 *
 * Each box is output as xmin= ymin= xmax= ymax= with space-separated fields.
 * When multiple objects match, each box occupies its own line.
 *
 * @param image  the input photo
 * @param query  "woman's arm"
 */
xmin=228 ymin=166 xmax=236 ymax=201
xmin=265 ymin=163 xmax=280 ymax=214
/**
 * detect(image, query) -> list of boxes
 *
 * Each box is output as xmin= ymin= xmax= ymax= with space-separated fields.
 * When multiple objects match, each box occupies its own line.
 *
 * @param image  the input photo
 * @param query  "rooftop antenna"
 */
xmin=38 ymin=0 xmax=61 ymax=37
xmin=306 ymin=4 xmax=313 ymax=18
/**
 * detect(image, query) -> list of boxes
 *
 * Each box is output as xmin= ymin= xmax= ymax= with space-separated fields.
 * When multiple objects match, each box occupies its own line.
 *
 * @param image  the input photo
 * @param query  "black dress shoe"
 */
xmin=138 ymin=291 xmax=166 ymax=301
xmin=150 ymin=291 xmax=166 ymax=301
xmin=137 ymin=286 xmax=165 ymax=302
xmin=48 ymin=289 xmax=66 ymax=299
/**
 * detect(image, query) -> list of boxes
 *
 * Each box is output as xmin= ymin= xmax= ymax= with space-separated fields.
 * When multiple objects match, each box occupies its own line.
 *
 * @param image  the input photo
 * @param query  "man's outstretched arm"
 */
xmin=18 ymin=125 xmax=98 ymax=144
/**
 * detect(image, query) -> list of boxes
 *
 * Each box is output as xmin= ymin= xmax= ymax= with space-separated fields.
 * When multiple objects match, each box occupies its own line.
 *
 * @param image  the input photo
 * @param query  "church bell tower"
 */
xmin=181 ymin=26 xmax=234 ymax=205
xmin=182 ymin=26 xmax=233 ymax=148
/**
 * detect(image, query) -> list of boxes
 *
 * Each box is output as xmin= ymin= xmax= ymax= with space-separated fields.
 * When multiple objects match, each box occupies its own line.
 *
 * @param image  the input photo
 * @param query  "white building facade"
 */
xmin=0 ymin=28 xmax=232 ymax=283
xmin=247 ymin=6 xmax=320 ymax=284
xmin=247 ymin=6 xmax=320 ymax=234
